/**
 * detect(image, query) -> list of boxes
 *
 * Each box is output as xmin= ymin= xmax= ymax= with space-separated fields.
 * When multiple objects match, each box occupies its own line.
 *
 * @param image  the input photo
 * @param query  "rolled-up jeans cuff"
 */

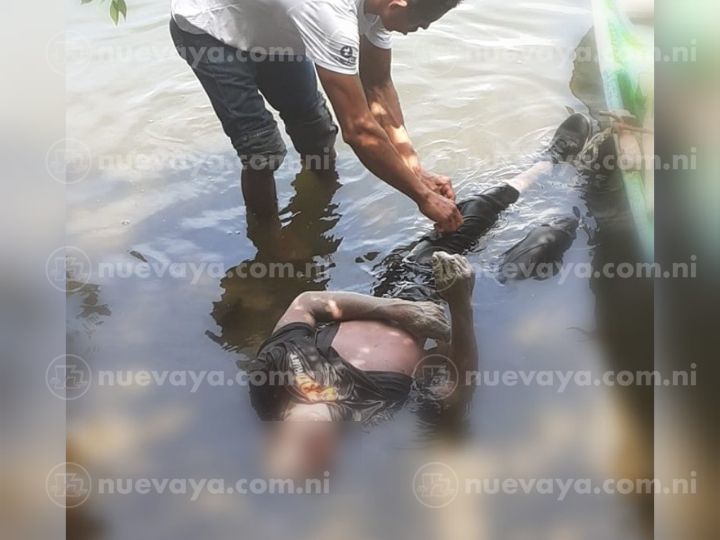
xmin=285 ymin=101 xmax=338 ymax=157
xmin=234 ymin=125 xmax=287 ymax=172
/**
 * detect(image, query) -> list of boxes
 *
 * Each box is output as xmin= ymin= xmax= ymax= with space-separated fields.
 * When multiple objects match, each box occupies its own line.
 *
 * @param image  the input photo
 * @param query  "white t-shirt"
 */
xmin=171 ymin=0 xmax=393 ymax=75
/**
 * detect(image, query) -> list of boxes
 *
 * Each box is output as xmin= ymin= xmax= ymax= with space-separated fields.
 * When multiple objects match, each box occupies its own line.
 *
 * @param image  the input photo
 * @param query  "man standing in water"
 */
xmin=170 ymin=0 xmax=463 ymax=231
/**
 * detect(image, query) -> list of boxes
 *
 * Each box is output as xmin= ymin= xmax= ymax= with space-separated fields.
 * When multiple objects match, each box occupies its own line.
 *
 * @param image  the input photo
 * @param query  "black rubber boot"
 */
xmin=541 ymin=113 xmax=592 ymax=164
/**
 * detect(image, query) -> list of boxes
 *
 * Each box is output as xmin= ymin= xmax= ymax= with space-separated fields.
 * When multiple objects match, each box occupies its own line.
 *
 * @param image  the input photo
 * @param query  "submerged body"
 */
xmin=247 ymin=114 xmax=594 ymax=478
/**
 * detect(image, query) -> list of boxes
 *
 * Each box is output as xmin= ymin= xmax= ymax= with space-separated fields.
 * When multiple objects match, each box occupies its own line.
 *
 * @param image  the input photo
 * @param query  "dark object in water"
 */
xmin=128 ymin=250 xmax=148 ymax=263
xmin=540 ymin=113 xmax=592 ymax=164
xmin=498 ymin=217 xmax=579 ymax=282
xmin=371 ymin=185 xmax=521 ymax=302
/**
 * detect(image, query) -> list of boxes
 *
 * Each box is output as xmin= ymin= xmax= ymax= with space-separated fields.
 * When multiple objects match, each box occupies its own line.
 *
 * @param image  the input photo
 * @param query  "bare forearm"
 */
xmin=448 ymin=299 xmax=478 ymax=373
xmin=293 ymin=291 xmax=400 ymax=324
xmin=364 ymin=81 xmax=420 ymax=173
xmin=289 ymin=291 xmax=449 ymax=344
xmin=317 ymin=64 xmax=462 ymax=231
xmin=344 ymin=119 xmax=429 ymax=204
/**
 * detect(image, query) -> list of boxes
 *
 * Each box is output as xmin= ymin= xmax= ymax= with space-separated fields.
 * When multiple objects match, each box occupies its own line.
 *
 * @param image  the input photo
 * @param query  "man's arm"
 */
xmin=447 ymin=296 xmax=478 ymax=375
xmin=315 ymin=66 xmax=462 ymax=232
xmin=359 ymin=37 xmax=455 ymax=201
xmin=274 ymin=291 xmax=396 ymax=331
xmin=274 ymin=291 xmax=450 ymax=342
xmin=432 ymin=253 xmax=479 ymax=406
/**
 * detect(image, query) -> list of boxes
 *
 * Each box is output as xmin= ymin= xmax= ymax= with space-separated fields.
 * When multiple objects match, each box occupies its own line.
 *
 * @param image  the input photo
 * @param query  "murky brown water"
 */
xmin=66 ymin=1 xmax=653 ymax=539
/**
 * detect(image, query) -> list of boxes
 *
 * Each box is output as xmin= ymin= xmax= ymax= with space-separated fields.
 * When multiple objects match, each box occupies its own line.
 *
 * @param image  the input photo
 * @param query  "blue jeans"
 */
xmin=170 ymin=18 xmax=338 ymax=171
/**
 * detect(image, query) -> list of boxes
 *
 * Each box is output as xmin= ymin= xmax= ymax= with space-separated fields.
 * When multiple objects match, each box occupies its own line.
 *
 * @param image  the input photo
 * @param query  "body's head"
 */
xmin=370 ymin=0 xmax=463 ymax=35
xmin=248 ymin=357 xmax=342 ymax=479
xmin=264 ymin=404 xmax=340 ymax=480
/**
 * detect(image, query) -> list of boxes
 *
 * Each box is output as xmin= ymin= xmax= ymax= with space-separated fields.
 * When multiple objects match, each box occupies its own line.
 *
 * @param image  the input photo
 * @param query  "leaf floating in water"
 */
xmin=128 ymin=250 xmax=148 ymax=263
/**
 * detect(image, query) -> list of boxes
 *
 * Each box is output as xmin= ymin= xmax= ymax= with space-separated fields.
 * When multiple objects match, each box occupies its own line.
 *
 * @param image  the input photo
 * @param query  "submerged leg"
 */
xmin=370 ymin=179 xmax=526 ymax=301
xmin=371 ymin=113 xmax=592 ymax=301
xmin=242 ymin=168 xmax=279 ymax=219
xmin=405 ymin=113 xmax=592 ymax=263
xmin=408 ymin=161 xmax=553 ymax=265
xmin=504 ymin=161 xmax=553 ymax=193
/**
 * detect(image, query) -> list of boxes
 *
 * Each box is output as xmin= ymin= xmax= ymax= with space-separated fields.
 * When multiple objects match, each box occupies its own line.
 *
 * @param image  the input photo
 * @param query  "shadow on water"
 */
xmin=572 ymin=28 xmax=654 ymax=537
xmin=69 ymin=281 xmax=113 ymax=321
xmin=207 ymin=169 xmax=343 ymax=353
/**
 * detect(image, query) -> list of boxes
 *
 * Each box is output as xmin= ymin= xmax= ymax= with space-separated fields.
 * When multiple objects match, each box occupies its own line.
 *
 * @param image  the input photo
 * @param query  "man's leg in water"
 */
xmin=244 ymin=56 xmax=340 ymax=215
xmin=242 ymin=170 xmax=279 ymax=219
xmin=170 ymin=19 xmax=286 ymax=220
xmin=256 ymin=56 xmax=338 ymax=175
xmin=246 ymin=56 xmax=340 ymax=222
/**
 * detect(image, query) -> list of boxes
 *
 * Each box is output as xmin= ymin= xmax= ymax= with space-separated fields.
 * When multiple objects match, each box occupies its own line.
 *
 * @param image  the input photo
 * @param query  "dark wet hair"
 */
xmin=247 ymin=357 xmax=292 ymax=421
xmin=408 ymin=0 xmax=463 ymax=20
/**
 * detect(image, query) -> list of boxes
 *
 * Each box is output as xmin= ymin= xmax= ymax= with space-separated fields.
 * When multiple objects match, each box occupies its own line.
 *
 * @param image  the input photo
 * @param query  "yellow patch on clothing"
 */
xmin=294 ymin=373 xmax=339 ymax=402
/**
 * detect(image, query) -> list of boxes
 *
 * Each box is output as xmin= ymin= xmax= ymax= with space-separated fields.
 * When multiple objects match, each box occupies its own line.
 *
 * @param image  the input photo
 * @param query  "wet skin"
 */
xmin=331 ymin=320 xmax=424 ymax=375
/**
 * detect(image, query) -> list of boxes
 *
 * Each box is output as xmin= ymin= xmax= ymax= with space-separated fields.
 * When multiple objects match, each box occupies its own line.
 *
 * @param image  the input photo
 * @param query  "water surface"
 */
xmin=66 ymin=1 xmax=652 ymax=539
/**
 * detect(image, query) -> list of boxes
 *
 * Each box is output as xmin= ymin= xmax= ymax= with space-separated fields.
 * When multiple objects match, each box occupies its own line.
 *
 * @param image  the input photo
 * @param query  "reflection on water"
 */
xmin=66 ymin=1 xmax=652 ymax=539
xmin=72 ymin=281 xmax=113 ymax=321
xmin=572 ymin=27 xmax=654 ymax=536
xmin=209 ymin=169 xmax=342 ymax=352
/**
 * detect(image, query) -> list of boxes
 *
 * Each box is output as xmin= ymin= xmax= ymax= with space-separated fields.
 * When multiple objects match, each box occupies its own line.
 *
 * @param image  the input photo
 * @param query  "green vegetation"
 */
xmin=82 ymin=0 xmax=128 ymax=25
